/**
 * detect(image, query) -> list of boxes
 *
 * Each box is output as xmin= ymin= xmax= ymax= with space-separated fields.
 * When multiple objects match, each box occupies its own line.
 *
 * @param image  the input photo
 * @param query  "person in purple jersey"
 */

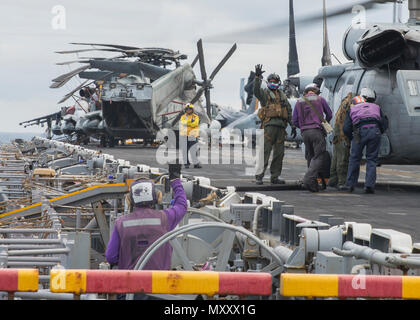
xmin=105 ymin=164 xmax=187 ymax=270
xmin=343 ymin=88 xmax=388 ymax=194
xmin=292 ymin=83 xmax=333 ymax=192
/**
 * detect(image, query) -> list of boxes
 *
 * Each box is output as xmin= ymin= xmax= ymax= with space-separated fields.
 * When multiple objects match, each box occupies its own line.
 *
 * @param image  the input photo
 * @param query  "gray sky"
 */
xmin=0 ymin=0 xmax=408 ymax=133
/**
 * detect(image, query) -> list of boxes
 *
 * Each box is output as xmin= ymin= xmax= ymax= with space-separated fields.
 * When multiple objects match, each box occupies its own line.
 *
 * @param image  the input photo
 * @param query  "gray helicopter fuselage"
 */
xmin=319 ymin=62 xmax=420 ymax=165
xmin=99 ymin=64 xmax=209 ymax=140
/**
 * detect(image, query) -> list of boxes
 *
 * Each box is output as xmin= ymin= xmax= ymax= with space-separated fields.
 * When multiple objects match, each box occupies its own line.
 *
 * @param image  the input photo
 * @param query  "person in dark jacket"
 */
xmin=292 ymin=83 xmax=332 ymax=192
xmin=342 ymin=88 xmax=388 ymax=194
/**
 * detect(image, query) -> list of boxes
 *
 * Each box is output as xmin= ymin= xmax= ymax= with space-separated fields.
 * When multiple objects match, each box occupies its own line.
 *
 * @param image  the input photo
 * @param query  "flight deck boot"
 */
xmin=271 ymin=178 xmax=285 ymax=185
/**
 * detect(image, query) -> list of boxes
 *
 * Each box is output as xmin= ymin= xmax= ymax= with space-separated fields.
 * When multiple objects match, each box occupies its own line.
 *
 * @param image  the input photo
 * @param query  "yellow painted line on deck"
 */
xmin=0 ymin=183 xmax=127 ymax=220
xmin=51 ymin=183 xmax=127 ymax=202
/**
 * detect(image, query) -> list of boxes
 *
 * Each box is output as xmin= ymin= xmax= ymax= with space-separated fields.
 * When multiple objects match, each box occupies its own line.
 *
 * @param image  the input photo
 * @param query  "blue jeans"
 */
xmin=346 ymin=126 xmax=381 ymax=188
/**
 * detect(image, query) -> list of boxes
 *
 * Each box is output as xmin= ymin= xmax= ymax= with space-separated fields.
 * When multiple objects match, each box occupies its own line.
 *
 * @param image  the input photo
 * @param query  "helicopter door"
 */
xmin=396 ymin=70 xmax=420 ymax=117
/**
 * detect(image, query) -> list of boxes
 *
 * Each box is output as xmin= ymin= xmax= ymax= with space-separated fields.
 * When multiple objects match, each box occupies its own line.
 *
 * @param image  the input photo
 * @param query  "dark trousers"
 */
xmin=302 ymin=128 xmax=326 ymax=191
xmin=180 ymin=136 xmax=198 ymax=165
xmin=346 ymin=126 xmax=381 ymax=188
xmin=255 ymin=125 xmax=286 ymax=181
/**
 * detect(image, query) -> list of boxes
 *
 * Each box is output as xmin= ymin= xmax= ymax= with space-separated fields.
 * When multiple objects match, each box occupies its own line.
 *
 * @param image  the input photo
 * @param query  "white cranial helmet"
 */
xmin=360 ymin=88 xmax=376 ymax=102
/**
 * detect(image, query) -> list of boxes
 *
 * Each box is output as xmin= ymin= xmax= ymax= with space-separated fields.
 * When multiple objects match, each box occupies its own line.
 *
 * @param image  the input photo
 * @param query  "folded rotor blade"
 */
xmin=51 ymin=65 xmax=90 ymax=83
xmin=69 ymin=42 xmax=141 ymax=50
xmin=56 ymin=60 xmax=90 ymax=66
xmin=57 ymin=80 xmax=90 ymax=104
xmin=55 ymin=48 xmax=125 ymax=54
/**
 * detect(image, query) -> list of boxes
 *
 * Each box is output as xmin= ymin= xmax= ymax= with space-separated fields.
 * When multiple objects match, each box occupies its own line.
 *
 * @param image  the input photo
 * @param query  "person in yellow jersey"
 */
xmin=179 ymin=103 xmax=202 ymax=169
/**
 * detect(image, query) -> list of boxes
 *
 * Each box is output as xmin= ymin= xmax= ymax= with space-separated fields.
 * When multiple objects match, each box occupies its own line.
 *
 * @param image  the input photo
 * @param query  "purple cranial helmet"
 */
xmin=130 ymin=179 xmax=157 ymax=207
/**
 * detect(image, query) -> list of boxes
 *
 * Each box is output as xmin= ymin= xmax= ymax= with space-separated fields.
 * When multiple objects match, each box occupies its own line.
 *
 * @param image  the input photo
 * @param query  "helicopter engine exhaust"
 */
xmin=357 ymin=29 xmax=406 ymax=68
xmin=343 ymin=26 xmax=406 ymax=69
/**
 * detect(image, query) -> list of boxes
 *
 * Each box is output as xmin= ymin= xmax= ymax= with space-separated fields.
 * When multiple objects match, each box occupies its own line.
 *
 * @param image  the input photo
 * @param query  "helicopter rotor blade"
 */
xmin=321 ymin=0 xmax=332 ymax=66
xmin=287 ymin=0 xmax=300 ymax=78
xmin=55 ymin=48 xmax=126 ymax=54
xmin=209 ymin=43 xmax=237 ymax=80
xmin=69 ymin=42 xmax=141 ymax=50
xmin=57 ymin=80 xmax=91 ymax=104
xmin=52 ymin=65 xmax=90 ymax=83
xmin=190 ymin=87 xmax=205 ymax=105
xmin=55 ymin=55 xmax=126 ymax=66
xmin=197 ymin=39 xmax=208 ymax=82
xmin=191 ymin=54 xmax=199 ymax=68
xmin=50 ymin=65 xmax=90 ymax=88
xmin=204 ymin=88 xmax=212 ymax=119
xmin=56 ymin=60 xmax=91 ymax=66
xmin=205 ymin=0 xmax=380 ymax=44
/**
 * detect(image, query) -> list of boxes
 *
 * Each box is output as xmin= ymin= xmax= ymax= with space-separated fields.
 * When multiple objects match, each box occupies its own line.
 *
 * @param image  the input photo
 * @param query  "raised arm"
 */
xmin=253 ymin=64 xmax=267 ymax=106
xmin=164 ymin=178 xmax=188 ymax=230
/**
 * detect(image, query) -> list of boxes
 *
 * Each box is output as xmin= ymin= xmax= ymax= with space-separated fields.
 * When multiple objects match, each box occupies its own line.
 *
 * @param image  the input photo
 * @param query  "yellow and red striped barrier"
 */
xmin=281 ymin=274 xmax=420 ymax=299
xmin=49 ymin=270 xmax=272 ymax=296
xmin=0 ymin=269 xmax=39 ymax=292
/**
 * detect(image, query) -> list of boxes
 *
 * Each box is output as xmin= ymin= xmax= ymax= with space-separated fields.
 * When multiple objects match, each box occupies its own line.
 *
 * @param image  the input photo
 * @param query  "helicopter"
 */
xmin=47 ymin=40 xmax=237 ymax=147
xmin=206 ymin=0 xmax=420 ymax=165
xmin=19 ymin=111 xmax=62 ymax=140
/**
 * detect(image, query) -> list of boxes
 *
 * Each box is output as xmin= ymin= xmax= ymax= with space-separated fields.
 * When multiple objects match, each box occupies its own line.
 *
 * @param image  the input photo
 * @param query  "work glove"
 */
xmin=168 ymin=163 xmax=182 ymax=181
xmin=255 ymin=64 xmax=265 ymax=78
xmin=291 ymin=126 xmax=297 ymax=139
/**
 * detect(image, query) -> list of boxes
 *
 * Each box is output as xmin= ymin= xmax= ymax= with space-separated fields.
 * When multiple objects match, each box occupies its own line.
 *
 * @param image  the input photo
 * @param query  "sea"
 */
xmin=0 ymin=132 xmax=46 ymax=145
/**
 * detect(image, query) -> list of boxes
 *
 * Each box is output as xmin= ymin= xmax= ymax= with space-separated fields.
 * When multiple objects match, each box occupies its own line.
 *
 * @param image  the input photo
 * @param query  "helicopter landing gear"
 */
xmin=107 ymin=136 xmax=115 ymax=148
xmin=100 ymin=135 xmax=115 ymax=148
xmin=99 ymin=135 xmax=107 ymax=148
xmin=143 ymin=139 xmax=154 ymax=147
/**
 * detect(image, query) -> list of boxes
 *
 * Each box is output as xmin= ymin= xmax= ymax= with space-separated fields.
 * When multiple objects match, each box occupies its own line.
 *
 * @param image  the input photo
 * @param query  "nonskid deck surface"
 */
xmin=91 ymin=144 xmax=420 ymax=242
